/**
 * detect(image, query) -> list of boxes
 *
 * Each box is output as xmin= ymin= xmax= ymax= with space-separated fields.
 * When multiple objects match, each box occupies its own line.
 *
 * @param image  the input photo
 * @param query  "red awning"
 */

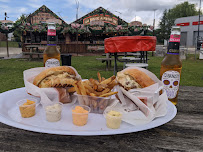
xmin=104 ymin=36 xmax=156 ymax=53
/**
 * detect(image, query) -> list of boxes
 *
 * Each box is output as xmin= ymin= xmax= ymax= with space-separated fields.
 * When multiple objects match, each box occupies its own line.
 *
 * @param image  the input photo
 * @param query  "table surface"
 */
xmin=0 ymin=86 xmax=202 ymax=152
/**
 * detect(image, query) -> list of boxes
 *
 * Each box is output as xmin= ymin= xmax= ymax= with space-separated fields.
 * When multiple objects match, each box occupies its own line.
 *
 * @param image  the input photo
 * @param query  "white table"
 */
xmin=125 ymin=63 xmax=148 ymax=68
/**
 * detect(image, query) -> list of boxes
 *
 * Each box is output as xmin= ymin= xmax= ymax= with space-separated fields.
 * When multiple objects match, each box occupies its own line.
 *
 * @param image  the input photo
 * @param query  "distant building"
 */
xmin=23 ymin=5 xmax=66 ymax=44
xmin=74 ymin=7 xmax=128 ymax=26
xmin=175 ymin=15 xmax=203 ymax=47
xmin=26 ymin=5 xmax=66 ymax=25
xmin=129 ymin=21 xmax=142 ymax=26
xmin=71 ymin=6 xmax=128 ymax=42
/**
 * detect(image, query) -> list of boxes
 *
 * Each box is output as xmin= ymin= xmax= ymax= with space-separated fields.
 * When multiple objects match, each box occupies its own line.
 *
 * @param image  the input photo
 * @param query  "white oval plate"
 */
xmin=0 ymin=88 xmax=177 ymax=136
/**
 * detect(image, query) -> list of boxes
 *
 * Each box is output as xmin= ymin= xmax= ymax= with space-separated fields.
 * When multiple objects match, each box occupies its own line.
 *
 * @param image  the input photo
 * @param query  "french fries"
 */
xmin=73 ymin=72 xmax=118 ymax=113
xmin=99 ymin=91 xmax=118 ymax=97
xmin=74 ymin=72 xmax=118 ymax=97
xmin=77 ymin=80 xmax=87 ymax=95
xmin=97 ymin=72 xmax=102 ymax=83
xmin=73 ymin=83 xmax=81 ymax=95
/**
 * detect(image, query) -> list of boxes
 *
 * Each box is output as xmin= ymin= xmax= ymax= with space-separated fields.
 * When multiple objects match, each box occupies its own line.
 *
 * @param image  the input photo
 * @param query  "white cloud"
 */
xmin=130 ymin=16 xmax=142 ymax=22
xmin=26 ymin=0 xmax=44 ymax=9
xmin=63 ymin=0 xmax=163 ymax=25
xmin=19 ymin=7 xmax=28 ymax=13
xmin=26 ymin=3 xmax=42 ymax=9
xmin=0 ymin=4 xmax=29 ymax=21
xmin=1 ymin=0 xmax=201 ymax=26
xmin=69 ymin=0 xmax=200 ymax=27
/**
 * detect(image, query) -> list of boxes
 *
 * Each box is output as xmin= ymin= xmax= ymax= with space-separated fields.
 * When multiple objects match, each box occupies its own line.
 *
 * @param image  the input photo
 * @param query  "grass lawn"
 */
xmin=0 ymin=41 xmax=19 ymax=47
xmin=0 ymin=54 xmax=202 ymax=93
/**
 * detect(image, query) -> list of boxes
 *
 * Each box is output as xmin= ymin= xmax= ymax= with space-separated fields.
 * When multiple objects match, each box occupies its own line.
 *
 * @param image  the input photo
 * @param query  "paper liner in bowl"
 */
xmin=23 ymin=66 xmax=81 ymax=106
xmin=104 ymin=67 xmax=168 ymax=126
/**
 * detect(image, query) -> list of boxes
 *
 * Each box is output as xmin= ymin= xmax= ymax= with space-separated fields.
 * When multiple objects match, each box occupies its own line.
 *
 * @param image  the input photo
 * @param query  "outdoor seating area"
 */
xmin=23 ymin=43 xmax=62 ymax=60
xmin=96 ymin=51 xmax=149 ymax=71
xmin=96 ymin=53 xmax=114 ymax=71
xmin=1 ymin=1 xmax=203 ymax=151
xmin=24 ymin=44 xmax=44 ymax=60
xmin=121 ymin=51 xmax=149 ymax=68
xmin=104 ymin=36 xmax=156 ymax=74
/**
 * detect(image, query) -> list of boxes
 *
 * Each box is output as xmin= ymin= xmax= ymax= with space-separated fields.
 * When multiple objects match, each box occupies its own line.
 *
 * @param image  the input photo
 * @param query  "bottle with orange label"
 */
xmin=43 ymin=22 xmax=60 ymax=67
xmin=160 ymin=26 xmax=182 ymax=105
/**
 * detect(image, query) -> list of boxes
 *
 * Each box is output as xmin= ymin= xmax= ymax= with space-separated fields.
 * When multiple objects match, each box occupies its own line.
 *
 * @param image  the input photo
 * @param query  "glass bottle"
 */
xmin=160 ymin=26 xmax=182 ymax=105
xmin=43 ymin=22 xmax=60 ymax=67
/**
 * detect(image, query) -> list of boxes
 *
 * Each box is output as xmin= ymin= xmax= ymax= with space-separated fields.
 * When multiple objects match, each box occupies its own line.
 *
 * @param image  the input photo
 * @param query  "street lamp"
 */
xmin=4 ymin=12 xmax=9 ymax=58
xmin=115 ymin=11 xmax=122 ymax=36
xmin=197 ymin=0 xmax=202 ymax=50
xmin=115 ymin=11 xmax=121 ymax=25
xmin=153 ymin=9 xmax=157 ymax=36
xmin=75 ymin=0 xmax=79 ymax=55
xmin=75 ymin=0 xmax=79 ymax=20
xmin=152 ymin=9 xmax=157 ymax=56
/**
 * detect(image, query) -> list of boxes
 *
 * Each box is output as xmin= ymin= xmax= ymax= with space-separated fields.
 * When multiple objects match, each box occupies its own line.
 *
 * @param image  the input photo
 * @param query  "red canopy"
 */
xmin=104 ymin=36 xmax=156 ymax=53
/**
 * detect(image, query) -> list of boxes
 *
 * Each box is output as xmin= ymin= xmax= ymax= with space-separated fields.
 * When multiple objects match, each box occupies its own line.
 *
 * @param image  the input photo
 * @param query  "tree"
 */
xmin=169 ymin=1 xmax=199 ymax=19
xmin=158 ymin=9 xmax=171 ymax=43
xmin=13 ymin=14 xmax=27 ymax=42
xmin=158 ymin=1 xmax=199 ymax=43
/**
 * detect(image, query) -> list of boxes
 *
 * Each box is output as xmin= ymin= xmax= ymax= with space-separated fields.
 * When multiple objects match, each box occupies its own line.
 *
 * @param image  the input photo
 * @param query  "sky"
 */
xmin=0 ymin=0 xmax=202 ymax=28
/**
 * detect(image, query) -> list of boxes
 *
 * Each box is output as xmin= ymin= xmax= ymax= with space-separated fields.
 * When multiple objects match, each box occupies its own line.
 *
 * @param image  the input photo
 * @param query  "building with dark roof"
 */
xmin=26 ymin=5 xmax=66 ymax=25
xmin=73 ymin=7 xmax=128 ymax=26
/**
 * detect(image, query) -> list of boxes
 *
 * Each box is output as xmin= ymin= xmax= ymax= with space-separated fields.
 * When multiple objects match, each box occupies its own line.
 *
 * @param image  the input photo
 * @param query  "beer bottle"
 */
xmin=160 ymin=26 xmax=182 ymax=105
xmin=43 ymin=23 xmax=60 ymax=67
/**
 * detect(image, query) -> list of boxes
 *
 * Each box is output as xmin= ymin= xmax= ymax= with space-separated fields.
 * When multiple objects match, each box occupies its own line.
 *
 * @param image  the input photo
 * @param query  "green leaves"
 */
xmin=158 ymin=1 xmax=199 ymax=43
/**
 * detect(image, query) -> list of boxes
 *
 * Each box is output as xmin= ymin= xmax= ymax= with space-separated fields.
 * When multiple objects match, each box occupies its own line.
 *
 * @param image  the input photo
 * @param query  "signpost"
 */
xmin=197 ymin=0 xmax=201 ymax=51
xmin=5 ymin=12 xmax=9 ymax=58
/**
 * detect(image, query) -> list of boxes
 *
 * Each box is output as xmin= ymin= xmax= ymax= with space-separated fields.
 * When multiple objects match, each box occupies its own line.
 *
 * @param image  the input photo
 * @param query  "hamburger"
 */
xmin=116 ymin=68 xmax=155 ymax=90
xmin=33 ymin=66 xmax=79 ymax=88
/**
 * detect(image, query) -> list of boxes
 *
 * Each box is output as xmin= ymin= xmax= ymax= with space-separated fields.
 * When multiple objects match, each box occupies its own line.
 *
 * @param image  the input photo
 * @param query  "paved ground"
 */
xmin=0 ymin=47 xmax=22 ymax=58
xmin=0 ymin=46 xmax=199 ymax=59
xmin=156 ymin=45 xmax=197 ymax=55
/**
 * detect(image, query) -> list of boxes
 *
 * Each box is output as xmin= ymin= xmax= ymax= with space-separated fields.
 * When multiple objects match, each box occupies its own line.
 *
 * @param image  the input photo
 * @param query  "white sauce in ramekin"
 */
xmin=45 ymin=103 xmax=62 ymax=122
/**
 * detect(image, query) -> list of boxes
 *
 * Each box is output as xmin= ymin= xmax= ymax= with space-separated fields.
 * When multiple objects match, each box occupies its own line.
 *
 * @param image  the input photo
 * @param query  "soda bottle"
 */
xmin=160 ymin=26 xmax=182 ymax=105
xmin=43 ymin=22 xmax=60 ymax=67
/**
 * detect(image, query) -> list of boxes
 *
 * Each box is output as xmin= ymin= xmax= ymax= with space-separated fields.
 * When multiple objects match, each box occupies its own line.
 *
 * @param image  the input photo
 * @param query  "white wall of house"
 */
xmin=175 ymin=15 xmax=203 ymax=47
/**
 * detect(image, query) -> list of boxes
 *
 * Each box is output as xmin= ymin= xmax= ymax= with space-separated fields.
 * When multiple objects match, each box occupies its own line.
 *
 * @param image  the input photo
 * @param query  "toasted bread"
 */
xmin=116 ymin=68 xmax=155 ymax=89
xmin=33 ymin=66 xmax=77 ymax=88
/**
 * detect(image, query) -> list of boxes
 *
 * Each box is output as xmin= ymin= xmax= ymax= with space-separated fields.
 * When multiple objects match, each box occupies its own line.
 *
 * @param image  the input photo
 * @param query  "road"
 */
xmin=0 ymin=46 xmax=198 ymax=59
xmin=0 ymin=47 xmax=22 ymax=58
